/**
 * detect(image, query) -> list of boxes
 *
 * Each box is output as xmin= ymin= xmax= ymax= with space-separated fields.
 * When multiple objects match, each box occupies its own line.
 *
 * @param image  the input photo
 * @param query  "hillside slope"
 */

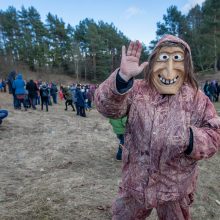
xmin=0 ymin=92 xmax=219 ymax=220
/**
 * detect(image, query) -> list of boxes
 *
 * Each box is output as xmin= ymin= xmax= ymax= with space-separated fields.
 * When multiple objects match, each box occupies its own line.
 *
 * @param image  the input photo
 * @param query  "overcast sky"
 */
xmin=0 ymin=0 xmax=206 ymax=46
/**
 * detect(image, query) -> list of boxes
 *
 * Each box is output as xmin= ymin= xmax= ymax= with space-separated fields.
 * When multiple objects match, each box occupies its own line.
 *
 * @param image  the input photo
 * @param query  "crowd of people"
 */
xmin=0 ymin=70 xmax=97 ymax=125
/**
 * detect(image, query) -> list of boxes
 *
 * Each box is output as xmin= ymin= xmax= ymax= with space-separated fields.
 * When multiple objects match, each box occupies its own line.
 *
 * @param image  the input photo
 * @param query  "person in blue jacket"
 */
xmin=12 ymin=73 xmax=26 ymax=110
xmin=0 ymin=109 xmax=8 ymax=125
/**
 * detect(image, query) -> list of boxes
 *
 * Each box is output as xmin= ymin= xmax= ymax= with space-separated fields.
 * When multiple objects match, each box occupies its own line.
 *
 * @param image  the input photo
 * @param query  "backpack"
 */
xmin=41 ymin=87 xmax=49 ymax=97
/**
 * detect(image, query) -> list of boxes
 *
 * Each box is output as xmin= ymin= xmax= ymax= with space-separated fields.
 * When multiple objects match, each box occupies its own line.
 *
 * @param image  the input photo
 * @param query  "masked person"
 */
xmin=95 ymin=35 xmax=220 ymax=220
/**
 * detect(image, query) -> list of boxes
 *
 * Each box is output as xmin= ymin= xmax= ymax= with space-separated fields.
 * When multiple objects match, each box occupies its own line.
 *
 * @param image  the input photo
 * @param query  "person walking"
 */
xmin=62 ymin=86 xmax=76 ymax=111
xmin=26 ymin=79 xmax=38 ymax=110
xmin=7 ymin=71 xmax=18 ymax=109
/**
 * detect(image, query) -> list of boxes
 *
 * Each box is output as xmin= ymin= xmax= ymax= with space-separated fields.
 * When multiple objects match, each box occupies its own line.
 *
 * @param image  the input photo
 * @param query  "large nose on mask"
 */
xmin=164 ymin=58 xmax=176 ymax=80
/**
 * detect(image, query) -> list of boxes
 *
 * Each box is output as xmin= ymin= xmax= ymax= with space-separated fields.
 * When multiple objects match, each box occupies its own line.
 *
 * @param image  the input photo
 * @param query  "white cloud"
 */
xmin=124 ymin=6 xmax=143 ymax=19
xmin=182 ymin=0 xmax=206 ymax=13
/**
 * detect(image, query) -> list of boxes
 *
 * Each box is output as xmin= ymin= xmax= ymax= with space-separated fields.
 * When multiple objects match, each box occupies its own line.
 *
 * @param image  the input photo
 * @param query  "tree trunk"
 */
xmin=93 ymin=53 xmax=96 ymax=81
xmin=111 ymin=49 xmax=114 ymax=72
xmin=197 ymin=47 xmax=204 ymax=71
xmin=213 ymin=14 xmax=218 ymax=73
xmin=75 ymin=59 xmax=79 ymax=81
xmin=84 ymin=57 xmax=87 ymax=81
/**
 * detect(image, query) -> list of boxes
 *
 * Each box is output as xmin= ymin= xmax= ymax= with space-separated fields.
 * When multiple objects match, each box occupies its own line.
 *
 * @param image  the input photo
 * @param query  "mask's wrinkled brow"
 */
xmin=159 ymin=46 xmax=184 ymax=55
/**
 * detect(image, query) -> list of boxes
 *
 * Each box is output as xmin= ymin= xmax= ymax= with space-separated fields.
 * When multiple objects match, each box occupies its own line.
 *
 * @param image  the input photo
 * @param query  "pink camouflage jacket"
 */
xmin=95 ymin=70 xmax=220 ymax=208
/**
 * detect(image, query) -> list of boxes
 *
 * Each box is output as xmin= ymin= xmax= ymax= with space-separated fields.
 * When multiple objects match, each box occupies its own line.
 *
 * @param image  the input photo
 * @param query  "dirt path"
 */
xmin=0 ymin=92 xmax=219 ymax=220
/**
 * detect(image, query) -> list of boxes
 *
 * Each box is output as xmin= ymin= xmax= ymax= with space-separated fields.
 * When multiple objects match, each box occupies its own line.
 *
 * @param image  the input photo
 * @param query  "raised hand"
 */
xmin=119 ymin=40 xmax=148 ymax=82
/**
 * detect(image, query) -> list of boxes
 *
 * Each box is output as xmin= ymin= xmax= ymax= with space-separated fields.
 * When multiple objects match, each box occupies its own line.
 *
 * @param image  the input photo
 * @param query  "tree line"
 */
xmin=150 ymin=0 xmax=220 ymax=73
xmin=0 ymin=0 xmax=219 ymax=82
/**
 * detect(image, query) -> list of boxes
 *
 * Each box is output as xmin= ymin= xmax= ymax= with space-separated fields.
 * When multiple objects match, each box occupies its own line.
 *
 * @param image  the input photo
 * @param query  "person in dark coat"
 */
xmin=209 ymin=80 xmax=218 ymax=102
xmin=203 ymin=80 xmax=211 ymax=100
xmin=62 ymin=86 xmax=75 ymax=111
xmin=40 ymin=83 xmax=50 ymax=112
xmin=7 ymin=71 xmax=18 ymax=108
xmin=26 ymin=79 xmax=39 ymax=110
xmin=75 ymin=84 xmax=86 ymax=117
xmin=50 ymin=83 xmax=58 ymax=104
xmin=7 ymin=71 xmax=16 ymax=94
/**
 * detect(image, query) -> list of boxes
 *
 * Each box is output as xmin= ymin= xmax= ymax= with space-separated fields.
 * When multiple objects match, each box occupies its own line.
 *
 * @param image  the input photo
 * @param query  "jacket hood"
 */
xmin=154 ymin=34 xmax=191 ymax=54
xmin=16 ymin=74 xmax=23 ymax=80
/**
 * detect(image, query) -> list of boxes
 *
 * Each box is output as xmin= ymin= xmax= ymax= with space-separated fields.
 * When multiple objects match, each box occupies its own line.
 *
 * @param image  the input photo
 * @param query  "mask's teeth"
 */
xmin=159 ymin=75 xmax=178 ymax=85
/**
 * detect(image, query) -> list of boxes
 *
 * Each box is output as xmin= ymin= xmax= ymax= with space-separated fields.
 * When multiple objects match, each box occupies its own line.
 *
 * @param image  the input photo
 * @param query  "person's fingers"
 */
xmin=127 ymin=41 xmax=134 ymax=56
xmin=135 ymin=41 xmax=142 ymax=58
xmin=121 ymin=46 xmax=126 ymax=59
xmin=131 ymin=40 xmax=139 ymax=56
xmin=138 ymin=62 xmax=148 ymax=73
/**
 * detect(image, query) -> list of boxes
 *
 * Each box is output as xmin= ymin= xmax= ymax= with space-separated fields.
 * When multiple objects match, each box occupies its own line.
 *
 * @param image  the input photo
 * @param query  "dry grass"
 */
xmin=0 ymin=89 xmax=220 ymax=220
xmin=214 ymin=102 xmax=220 ymax=114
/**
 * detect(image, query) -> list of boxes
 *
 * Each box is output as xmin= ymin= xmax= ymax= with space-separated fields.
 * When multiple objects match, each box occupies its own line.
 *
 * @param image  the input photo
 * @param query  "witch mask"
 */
xmin=146 ymin=34 xmax=194 ymax=95
xmin=152 ymin=45 xmax=185 ymax=94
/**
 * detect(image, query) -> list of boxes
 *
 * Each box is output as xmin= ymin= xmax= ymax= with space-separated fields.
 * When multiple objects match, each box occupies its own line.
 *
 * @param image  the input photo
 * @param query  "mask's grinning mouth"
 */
xmin=158 ymin=74 xmax=179 ymax=85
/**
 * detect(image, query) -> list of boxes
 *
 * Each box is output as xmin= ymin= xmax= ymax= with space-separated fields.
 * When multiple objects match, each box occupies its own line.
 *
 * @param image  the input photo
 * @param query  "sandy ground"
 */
xmin=0 ymin=92 xmax=220 ymax=220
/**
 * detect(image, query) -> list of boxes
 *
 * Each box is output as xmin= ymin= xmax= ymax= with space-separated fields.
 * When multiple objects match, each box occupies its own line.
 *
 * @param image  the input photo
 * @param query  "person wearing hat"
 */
xmin=95 ymin=35 xmax=220 ymax=220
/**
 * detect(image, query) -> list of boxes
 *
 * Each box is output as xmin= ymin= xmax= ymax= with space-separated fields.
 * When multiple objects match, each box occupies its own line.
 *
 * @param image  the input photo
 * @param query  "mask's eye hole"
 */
xmin=172 ymin=53 xmax=184 ymax=61
xmin=158 ymin=53 xmax=169 ymax=61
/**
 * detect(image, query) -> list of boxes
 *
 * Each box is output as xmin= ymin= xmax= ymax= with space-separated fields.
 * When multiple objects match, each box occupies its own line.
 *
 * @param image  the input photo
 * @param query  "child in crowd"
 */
xmin=109 ymin=116 xmax=127 ymax=161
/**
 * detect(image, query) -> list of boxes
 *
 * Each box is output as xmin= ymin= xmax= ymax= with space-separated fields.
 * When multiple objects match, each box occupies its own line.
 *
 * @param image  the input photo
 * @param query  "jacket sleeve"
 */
xmin=95 ymin=69 xmax=134 ymax=118
xmin=189 ymin=95 xmax=220 ymax=160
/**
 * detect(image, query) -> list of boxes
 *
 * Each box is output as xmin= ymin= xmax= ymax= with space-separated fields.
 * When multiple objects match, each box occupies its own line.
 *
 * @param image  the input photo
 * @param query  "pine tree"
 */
xmin=202 ymin=0 xmax=220 ymax=72
xmin=0 ymin=7 xmax=20 ymax=64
